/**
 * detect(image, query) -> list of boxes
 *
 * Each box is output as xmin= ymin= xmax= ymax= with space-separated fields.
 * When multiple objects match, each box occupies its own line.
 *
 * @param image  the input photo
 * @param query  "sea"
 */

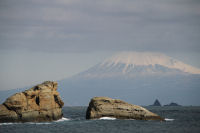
xmin=1 ymin=106 xmax=200 ymax=133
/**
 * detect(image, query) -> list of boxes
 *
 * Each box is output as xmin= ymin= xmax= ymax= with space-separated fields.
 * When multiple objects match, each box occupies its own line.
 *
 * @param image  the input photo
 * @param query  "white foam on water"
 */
xmin=0 ymin=122 xmax=52 ymax=125
xmin=0 ymin=117 xmax=70 ymax=125
xmin=0 ymin=123 xmax=17 ymax=125
xmin=33 ymin=122 xmax=51 ymax=125
xmin=99 ymin=117 xmax=116 ymax=120
xmin=165 ymin=118 xmax=174 ymax=121
xmin=55 ymin=117 xmax=70 ymax=122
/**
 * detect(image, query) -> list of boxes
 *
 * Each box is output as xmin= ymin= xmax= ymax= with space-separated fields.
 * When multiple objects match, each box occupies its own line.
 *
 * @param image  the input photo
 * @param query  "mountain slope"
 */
xmin=57 ymin=52 xmax=200 ymax=106
xmin=77 ymin=52 xmax=200 ymax=78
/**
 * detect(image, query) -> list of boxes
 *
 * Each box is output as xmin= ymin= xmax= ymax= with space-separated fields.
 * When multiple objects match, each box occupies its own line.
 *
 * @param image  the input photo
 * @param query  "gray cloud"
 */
xmin=0 ymin=0 xmax=200 ymax=91
xmin=0 ymin=0 xmax=200 ymax=53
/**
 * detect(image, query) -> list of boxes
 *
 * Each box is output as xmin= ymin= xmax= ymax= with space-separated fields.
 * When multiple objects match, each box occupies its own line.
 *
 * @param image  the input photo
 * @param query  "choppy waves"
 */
xmin=98 ymin=117 xmax=175 ymax=121
xmin=0 ymin=117 xmax=175 ymax=125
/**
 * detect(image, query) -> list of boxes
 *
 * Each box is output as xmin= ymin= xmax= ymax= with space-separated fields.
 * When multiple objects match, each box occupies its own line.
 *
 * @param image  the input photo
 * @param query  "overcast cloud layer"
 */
xmin=0 ymin=0 xmax=200 ymax=53
xmin=0 ymin=0 xmax=200 ymax=90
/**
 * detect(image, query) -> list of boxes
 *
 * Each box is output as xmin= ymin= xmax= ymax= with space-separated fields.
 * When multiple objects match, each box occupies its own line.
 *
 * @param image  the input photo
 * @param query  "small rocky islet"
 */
xmin=0 ymin=81 xmax=64 ymax=123
xmin=86 ymin=97 xmax=164 ymax=121
xmin=0 ymin=81 xmax=164 ymax=123
xmin=164 ymin=102 xmax=181 ymax=106
xmin=151 ymin=99 xmax=162 ymax=106
xmin=150 ymin=99 xmax=181 ymax=107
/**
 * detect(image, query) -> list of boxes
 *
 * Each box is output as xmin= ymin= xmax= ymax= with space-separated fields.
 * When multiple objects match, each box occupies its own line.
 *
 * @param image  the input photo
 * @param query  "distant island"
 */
xmin=150 ymin=99 xmax=162 ymax=106
xmin=164 ymin=102 xmax=181 ymax=106
xmin=150 ymin=99 xmax=181 ymax=106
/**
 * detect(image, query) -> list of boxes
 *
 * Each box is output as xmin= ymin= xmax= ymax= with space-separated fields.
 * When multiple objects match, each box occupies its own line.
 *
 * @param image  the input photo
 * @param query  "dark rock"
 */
xmin=151 ymin=99 xmax=162 ymax=106
xmin=164 ymin=102 xmax=181 ymax=106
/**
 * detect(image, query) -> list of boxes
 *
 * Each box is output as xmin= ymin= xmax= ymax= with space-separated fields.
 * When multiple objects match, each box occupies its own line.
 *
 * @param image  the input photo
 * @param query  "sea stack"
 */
xmin=0 ymin=81 xmax=64 ymax=123
xmin=86 ymin=97 xmax=164 ymax=121
xmin=151 ymin=99 xmax=162 ymax=106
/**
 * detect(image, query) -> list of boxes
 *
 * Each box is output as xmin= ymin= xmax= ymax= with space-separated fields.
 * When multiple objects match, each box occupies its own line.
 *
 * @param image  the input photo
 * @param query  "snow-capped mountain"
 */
xmin=56 ymin=52 xmax=200 ymax=106
xmin=78 ymin=52 xmax=200 ymax=78
xmin=1 ymin=52 xmax=200 ymax=106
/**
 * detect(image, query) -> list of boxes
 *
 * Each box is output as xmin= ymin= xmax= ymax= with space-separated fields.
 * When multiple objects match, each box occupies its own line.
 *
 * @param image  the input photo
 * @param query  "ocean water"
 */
xmin=1 ymin=106 xmax=200 ymax=133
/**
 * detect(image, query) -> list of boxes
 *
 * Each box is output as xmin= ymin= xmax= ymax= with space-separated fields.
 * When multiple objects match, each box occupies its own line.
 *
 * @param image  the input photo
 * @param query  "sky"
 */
xmin=0 ymin=0 xmax=200 ymax=90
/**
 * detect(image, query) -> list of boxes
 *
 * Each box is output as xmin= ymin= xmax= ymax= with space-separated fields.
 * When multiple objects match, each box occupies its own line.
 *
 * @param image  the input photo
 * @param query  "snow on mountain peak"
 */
xmin=101 ymin=52 xmax=200 ymax=74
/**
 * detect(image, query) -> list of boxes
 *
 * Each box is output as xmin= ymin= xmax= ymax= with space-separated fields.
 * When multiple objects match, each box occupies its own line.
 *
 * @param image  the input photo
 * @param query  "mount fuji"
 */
xmin=0 ymin=52 xmax=200 ymax=106
xmin=76 ymin=52 xmax=200 ymax=78
xmin=58 ymin=52 xmax=200 ymax=106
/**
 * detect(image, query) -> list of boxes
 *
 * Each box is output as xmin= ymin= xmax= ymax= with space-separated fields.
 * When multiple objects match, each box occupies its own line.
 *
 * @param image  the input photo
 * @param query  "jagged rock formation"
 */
xmin=86 ymin=97 xmax=164 ymax=121
xmin=151 ymin=99 xmax=162 ymax=106
xmin=0 ymin=81 xmax=64 ymax=123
